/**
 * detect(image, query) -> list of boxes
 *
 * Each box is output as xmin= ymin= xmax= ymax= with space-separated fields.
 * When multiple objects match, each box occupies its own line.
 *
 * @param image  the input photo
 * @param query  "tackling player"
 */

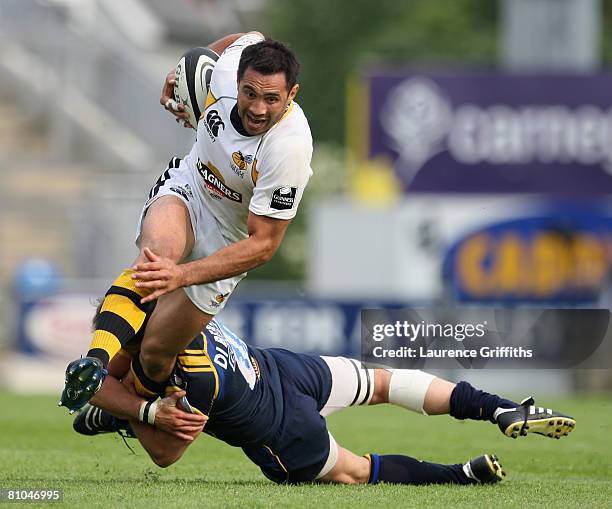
xmin=73 ymin=318 xmax=576 ymax=486
xmin=60 ymin=32 xmax=313 ymax=412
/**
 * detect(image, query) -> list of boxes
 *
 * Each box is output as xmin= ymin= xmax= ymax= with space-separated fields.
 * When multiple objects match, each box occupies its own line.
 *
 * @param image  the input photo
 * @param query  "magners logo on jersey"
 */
xmin=196 ymin=159 xmax=242 ymax=202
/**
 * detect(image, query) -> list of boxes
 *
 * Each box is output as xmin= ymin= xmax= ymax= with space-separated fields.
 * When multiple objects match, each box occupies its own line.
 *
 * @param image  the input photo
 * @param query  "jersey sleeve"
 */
xmin=210 ymin=32 xmax=265 ymax=99
xmin=248 ymin=135 xmax=313 ymax=220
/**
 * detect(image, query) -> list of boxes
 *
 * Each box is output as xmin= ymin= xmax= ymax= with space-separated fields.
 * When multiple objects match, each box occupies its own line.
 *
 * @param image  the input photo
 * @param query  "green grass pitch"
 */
xmin=0 ymin=392 xmax=610 ymax=508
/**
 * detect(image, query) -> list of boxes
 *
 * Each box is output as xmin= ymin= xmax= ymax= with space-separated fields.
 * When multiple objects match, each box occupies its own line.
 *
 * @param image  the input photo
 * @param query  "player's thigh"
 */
xmin=141 ymin=288 xmax=212 ymax=358
xmin=319 ymin=357 xmax=376 ymax=416
xmin=137 ymin=195 xmax=195 ymax=263
xmin=317 ymin=444 xmax=370 ymax=485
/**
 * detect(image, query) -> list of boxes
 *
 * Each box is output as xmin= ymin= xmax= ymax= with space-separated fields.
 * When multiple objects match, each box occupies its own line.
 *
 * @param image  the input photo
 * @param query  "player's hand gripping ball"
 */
xmin=173 ymin=47 xmax=219 ymax=129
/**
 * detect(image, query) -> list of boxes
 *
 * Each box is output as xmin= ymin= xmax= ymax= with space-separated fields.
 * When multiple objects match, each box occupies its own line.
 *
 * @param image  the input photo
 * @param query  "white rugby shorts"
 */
xmin=135 ymin=157 xmax=246 ymax=315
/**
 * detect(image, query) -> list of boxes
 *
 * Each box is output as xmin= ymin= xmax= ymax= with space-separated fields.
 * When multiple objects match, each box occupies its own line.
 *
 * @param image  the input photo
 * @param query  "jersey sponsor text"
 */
xmin=197 ymin=159 xmax=243 ymax=202
xmin=270 ymin=186 xmax=297 ymax=210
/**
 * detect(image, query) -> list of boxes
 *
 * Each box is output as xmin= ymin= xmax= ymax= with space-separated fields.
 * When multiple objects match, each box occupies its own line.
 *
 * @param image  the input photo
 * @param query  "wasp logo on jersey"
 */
xmin=232 ymin=151 xmax=252 ymax=170
xmin=209 ymin=293 xmax=227 ymax=309
xmin=197 ymin=159 xmax=243 ymax=202
xmin=205 ymin=109 xmax=225 ymax=139
xmin=270 ymin=186 xmax=297 ymax=210
xmin=231 ymin=151 xmax=252 ymax=178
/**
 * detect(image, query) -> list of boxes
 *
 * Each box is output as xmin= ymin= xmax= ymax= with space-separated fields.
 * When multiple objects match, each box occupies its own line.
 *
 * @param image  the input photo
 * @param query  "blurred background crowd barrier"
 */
xmin=1 ymin=0 xmax=611 ymax=394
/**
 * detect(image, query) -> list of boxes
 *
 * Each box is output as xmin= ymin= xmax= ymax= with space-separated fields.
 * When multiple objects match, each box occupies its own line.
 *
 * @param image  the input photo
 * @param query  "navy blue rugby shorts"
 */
xmin=241 ymin=348 xmax=333 ymax=484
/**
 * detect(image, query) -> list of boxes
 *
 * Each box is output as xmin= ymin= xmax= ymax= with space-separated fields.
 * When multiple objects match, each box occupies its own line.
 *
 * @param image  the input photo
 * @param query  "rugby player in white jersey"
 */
xmin=60 ymin=32 xmax=313 ymax=411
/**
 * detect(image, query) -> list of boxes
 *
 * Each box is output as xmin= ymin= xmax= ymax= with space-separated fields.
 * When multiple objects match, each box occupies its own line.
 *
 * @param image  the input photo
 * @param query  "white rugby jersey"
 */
xmin=183 ymin=33 xmax=313 ymax=244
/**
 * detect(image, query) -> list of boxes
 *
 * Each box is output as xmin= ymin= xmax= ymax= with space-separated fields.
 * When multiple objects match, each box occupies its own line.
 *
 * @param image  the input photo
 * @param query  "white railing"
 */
xmin=0 ymin=0 xmax=194 ymax=172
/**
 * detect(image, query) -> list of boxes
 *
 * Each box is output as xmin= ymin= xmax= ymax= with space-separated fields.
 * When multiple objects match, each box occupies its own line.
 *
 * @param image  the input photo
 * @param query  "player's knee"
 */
xmin=370 ymin=369 xmax=391 ymax=405
xmin=139 ymin=347 xmax=175 ymax=380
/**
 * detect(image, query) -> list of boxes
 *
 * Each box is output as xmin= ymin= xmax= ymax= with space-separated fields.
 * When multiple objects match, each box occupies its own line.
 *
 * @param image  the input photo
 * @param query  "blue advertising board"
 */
xmin=16 ymin=290 xmax=405 ymax=359
xmin=365 ymin=72 xmax=612 ymax=194
xmin=216 ymin=298 xmax=406 ymax=357
xmin=443 ymin=202 xmax=612 ymax=303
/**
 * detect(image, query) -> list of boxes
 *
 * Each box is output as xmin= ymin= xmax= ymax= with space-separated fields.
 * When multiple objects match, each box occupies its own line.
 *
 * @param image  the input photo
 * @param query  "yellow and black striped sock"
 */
xmin=87 ymin=269 xmax=154 ymax=366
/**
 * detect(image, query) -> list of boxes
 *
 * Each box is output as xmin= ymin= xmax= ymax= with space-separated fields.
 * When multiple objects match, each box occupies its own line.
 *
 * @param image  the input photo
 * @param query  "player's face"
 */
xmin=237 ymin=67 xmax=299 ymax=135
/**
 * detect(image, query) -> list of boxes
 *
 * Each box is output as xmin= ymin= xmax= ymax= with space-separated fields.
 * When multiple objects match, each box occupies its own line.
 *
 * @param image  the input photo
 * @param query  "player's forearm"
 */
xmin=129 ymin=419 xmax=196 ymax=468
xmin=89 ymin=376 xmax=142 ymax=421
xmin=182 ymin=235 xmax=276 ymax=286
xmin=207 ymin=31 xmax=265 ymax=56
xmin=129 ymin=419 xmax=172 ymax=466
xmin=207 ymin=33 xmax=244 ymax=55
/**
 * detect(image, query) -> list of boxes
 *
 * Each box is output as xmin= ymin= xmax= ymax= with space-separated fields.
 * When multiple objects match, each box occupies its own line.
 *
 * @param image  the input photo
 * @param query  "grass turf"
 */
xmin=0 ymin=392 xmax=610 ymax=508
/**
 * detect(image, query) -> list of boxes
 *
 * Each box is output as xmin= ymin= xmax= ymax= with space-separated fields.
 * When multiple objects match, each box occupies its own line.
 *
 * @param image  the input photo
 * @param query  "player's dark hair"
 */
xmin=92 ymin=298 xmax=103 ymax=331
xmin=238 ymin=39 xmax=300 ymax=90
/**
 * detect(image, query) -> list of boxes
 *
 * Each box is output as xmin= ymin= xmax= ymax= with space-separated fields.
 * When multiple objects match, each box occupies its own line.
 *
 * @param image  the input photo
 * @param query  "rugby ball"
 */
xmin=173 ymin=47 xmax=219 ymax=129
